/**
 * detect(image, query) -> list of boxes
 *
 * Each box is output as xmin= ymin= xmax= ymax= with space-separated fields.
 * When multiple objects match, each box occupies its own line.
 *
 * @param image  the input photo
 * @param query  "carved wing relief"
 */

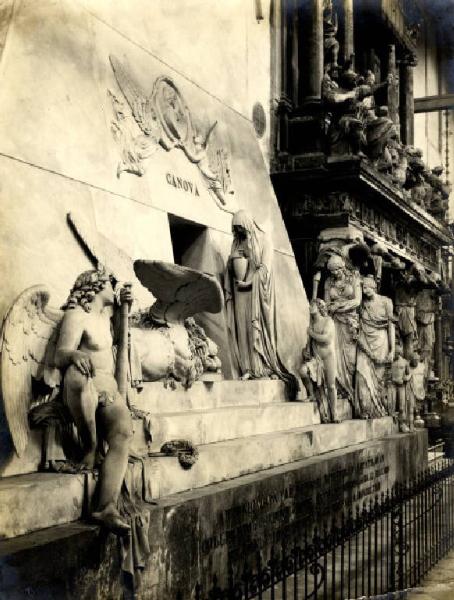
xmin=0 ymin=287 xmax=63 ymax=456
xmin=108 ymin=54 xmax=234 ymax=208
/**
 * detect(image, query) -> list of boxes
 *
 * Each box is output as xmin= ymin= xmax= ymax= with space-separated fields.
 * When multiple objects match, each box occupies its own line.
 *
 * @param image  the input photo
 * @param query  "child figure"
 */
xmin=391 ymin=345 xmax=412 ymax=432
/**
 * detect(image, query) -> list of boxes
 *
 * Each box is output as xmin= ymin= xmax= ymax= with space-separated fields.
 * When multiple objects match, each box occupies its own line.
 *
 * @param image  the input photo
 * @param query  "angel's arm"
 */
xmin=309 ymin=329 xmax=331 ymax=344
xmin=54 ymin=310 xmax=92 ymax=376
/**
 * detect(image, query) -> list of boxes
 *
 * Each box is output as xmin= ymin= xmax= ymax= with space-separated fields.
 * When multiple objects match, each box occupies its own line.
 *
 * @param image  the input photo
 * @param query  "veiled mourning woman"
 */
xmin=224 ymin=210 xmax=297 ymax=398
xmin=355 ymin=276 xmax=395 ymax=418
xmin=324 ymin=254 xmax=362 ymax=403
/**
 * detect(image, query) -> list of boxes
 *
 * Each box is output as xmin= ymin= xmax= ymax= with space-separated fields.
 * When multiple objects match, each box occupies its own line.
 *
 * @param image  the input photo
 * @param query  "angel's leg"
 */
xmin=92 ymin=401 xmax=132 ymax=532
xmin=64 ymin=366 xmax=97 ymax=469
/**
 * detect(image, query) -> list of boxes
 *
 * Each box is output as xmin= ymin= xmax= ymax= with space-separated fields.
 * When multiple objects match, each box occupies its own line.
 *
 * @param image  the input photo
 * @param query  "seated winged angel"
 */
xmin=1 ymin=267 xmax=141 ymax=534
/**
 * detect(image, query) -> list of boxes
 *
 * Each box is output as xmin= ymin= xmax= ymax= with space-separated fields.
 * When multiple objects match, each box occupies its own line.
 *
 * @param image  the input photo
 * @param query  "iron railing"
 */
xmin=428 ymin=441 xmax=445 ymax=463
xmin=182 ymin=460 xmax=454 ymax=600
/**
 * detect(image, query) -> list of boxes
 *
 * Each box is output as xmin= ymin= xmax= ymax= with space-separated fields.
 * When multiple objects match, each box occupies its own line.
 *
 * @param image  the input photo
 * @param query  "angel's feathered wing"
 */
xmin=109 ymin=54 xmax=159 ymax=138
xmin=134 ymin=260 xmax=223 ymax=324
xmin=0 ymin=286 xmax=63 ymax=456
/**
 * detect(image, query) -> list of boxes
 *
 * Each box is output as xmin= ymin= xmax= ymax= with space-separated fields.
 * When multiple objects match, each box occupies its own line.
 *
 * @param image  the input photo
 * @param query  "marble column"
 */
xmin=434 ymin=296 xmax=443 ymax=378
xmin=343 ymin=0 xmax=354 ymax=64
xmin=280 ymin=0 xmax=290 ymax=101
xmin=277 ymin=0 xmax=293 ymax=154
xmin=400 ymin=57 xmax=416 ymax=145
xmin=291 ymin=0 xmax=300 ymax=105
xmin=387 ymin=45 xmax=400 ymax=125
xmin=306 ymin=0 xmax=324 ymax=101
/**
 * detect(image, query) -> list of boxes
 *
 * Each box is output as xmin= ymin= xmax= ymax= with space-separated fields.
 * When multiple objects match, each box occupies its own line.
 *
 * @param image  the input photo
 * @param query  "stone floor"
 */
xmin=407 ymin=550 xmax=454 ymax=600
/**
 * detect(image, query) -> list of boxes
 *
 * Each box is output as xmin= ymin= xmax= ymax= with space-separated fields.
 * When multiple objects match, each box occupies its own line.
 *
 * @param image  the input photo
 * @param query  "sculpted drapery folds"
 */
xmin=224 ymin=210 xmax=297 ymax=398
xmin=323 ymin=254 xmax=362 ymax=404
xmin=322 ymin=66 xmax=373 ymax=157
xmin=415 ymin=289 xmax=436 ymax=371
xmin=355 ymin=276 xmax=395 ymax=419
xmin=395 ymin=280 xmax=418 ymax=360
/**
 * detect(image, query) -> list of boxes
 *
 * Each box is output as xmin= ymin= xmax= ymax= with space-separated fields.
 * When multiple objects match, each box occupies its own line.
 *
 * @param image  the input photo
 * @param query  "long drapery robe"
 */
xmin=324 ymin=268 xmax=361 ymax=404
xmin=416 ymin=289 xmax=435 ymax=369
xmin=224 ymin=210 xmax=297 ymax=399
xmin=355 ymin=294 xmax=394 ymax=418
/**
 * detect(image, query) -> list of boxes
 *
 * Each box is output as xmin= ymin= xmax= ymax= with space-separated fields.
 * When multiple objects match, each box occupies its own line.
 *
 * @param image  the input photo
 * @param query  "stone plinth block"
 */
xmin=147 ymin=401 xmax=320 ymax=449
xmin=0 ymin=417 xmax=397 ymax=539
xmin=148 ymin=416 xmax=397 ymax=499
xmin=0 ymin=473 xmax=91 ymax=540
xmin=0 ymin=430 xmax=428 ymax=600
xmin=132 ymin=379 xmax=290 ymax=414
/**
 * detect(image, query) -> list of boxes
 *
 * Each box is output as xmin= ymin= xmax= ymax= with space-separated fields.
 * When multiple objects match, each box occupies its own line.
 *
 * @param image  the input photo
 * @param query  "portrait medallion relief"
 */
xmin=252 ymin=102 xmax=266 ymax=138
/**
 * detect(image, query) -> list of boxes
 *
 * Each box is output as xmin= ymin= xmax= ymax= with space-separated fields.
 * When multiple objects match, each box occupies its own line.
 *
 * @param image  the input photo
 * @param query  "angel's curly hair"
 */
xmin=63 ymin=267 xmax=115 ymax=312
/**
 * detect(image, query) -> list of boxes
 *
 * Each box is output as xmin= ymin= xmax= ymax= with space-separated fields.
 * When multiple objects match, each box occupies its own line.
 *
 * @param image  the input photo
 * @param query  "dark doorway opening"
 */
xmin=168 ymin=214 xmax=207 ymax=266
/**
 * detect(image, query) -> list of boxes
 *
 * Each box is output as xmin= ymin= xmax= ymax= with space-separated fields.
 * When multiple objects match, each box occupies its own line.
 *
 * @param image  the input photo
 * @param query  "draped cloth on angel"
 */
xmin=62 ymin=342 xmax=143 ymax=412
xmin=224 ymin=210 xmax=297 ymax=399
xmin=355 ymin=295 xmax=393 ymax=418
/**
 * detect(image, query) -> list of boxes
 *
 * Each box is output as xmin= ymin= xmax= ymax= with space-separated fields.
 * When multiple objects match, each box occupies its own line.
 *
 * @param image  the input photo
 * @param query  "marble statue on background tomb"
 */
xmin=1 ymin=268 xmax=143 ymax=534
xmin=322 ymin=64 xmax=373 ymax=156
xmin=355 ymin=276 xmax=395 ymax=419
xmin=224 ymin=210 xmax=297 ymax=398
xmin=423 ymin=166 xmax=451 ymax=222
xmin=365 ymin=106 xmax=399 ymax=174
xmin=300 ymin=299 xmax=339 ymax=423
xmin=323 ymin=0 xmax=339 ymax=69
xmin=390 ymin=346 xmax=413 ymax=432
xmin=389 ymin=139 xmax=408 ymax=188
xmin=404 ymin=147 xmax=429 ymax=208
xmin=323 ymin=253 xmax=362 ymax=403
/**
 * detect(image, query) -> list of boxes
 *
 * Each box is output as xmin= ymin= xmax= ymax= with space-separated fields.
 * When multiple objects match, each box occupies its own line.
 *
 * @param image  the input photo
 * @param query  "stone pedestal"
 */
xmin=0 ymin=428 xmax=427 ymax=599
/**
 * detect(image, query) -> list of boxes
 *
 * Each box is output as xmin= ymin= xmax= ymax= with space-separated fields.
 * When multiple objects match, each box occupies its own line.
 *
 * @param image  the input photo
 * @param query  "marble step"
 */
xmin=0 ymin=472 xmax=94 ymax=539
xmin=132 ymin=379 xmax=290 ymax=414
xmin=147 ymin=401 xmax=320 ymax=450
xmin=0 ymin=417 xmax=397 ymax=539
xmin=148 ymin=416 xmax=397 ymax=499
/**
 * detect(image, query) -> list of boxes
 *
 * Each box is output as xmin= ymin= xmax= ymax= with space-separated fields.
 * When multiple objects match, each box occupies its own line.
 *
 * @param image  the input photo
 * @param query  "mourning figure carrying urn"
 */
xmin=224 ymin=209 xmax=297 ymax=398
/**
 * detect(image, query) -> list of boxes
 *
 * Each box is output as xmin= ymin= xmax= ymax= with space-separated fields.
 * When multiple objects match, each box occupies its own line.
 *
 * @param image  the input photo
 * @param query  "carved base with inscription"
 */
xmin=0 ymin=427 xmax=427 ymax=599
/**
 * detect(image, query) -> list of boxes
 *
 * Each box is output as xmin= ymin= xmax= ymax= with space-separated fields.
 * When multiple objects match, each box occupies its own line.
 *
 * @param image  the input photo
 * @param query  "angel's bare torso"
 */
xmin=54 ymin=282 xmax=133 ymax=533
xmin=73 ymin=308 xmax=116 ymax=375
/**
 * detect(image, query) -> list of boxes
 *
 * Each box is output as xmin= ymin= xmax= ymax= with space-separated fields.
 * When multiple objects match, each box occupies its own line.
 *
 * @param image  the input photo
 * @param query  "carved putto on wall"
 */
xmin=108 ymin=55 xmax=234 ymax=209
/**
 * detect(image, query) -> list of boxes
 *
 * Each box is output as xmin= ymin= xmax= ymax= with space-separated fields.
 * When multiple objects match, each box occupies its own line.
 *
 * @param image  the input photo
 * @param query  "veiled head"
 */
xmin=232 ymin=210 xmax=256 ymax=240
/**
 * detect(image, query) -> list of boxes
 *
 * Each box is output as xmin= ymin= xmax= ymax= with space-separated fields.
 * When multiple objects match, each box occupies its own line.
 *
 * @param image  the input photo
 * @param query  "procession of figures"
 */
xmin=302 ymin=244 xmax=438 ymax=434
